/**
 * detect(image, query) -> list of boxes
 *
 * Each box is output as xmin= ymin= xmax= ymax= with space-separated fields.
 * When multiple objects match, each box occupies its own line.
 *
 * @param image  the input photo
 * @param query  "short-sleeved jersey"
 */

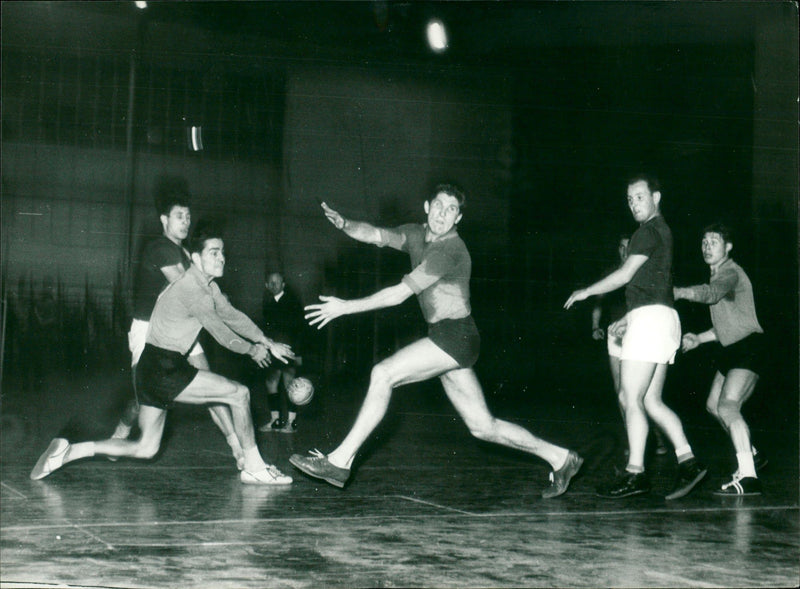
xmin=132 ymin=235 xmax=191 ymax=320
xmin=377 ymin=223 xmax=471 ymax=324
xmin=147 ymin=265 xmax=265 ymax=356
xmin=626 ymin=215 xmax=674 ymax=311
xmin=682 ymin=258 xmax=763 ymax=346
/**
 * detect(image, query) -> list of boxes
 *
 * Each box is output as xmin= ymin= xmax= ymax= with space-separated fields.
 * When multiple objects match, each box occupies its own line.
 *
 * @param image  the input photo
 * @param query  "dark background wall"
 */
xmin=1 ymin=2 xmax=797 ymax=416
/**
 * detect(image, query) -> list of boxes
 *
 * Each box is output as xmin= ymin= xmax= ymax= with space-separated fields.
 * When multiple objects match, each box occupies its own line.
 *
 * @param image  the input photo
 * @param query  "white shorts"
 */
xmin=128 ymin=319 xmax=203 ymax=367
xmin=620 ymin=305 xmax=681 ymax=365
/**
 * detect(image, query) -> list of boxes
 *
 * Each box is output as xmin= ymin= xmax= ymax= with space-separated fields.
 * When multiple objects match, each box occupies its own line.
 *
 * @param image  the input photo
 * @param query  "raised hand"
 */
xmin=320 ymin=202 xmax=346 ymax=230
xmin=305 ymin=295 xmax=348 ymax=329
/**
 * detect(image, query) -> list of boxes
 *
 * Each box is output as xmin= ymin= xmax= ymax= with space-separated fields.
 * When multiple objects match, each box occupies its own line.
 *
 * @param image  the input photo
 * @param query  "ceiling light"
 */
xmin=426 ymin=19 xmax=448 ymax=53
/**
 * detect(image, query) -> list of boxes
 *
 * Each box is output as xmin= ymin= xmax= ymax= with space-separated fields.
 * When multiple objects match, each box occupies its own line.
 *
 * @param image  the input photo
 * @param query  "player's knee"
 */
xmin=133 ymin=439 xmax=160 ymax=459
xmin=705 ymin=400 xmax=720 ymax=419
xmin=369 ymin=363 xmax=394 ymax=392
xmin=230 ymin=383 xmax=250 ymax=407
xmin=466 ymin=416 xmax=497 ymax=442
xmin=717 ymin=399 xmax=739 ymax=425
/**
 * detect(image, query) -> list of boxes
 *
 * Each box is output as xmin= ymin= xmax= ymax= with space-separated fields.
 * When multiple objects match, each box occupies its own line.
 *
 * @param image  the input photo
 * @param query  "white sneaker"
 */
xmin=30 ymin=438 xmax=70 ymax=480
xmin=240 ymin=464 xmax=292 ymax=485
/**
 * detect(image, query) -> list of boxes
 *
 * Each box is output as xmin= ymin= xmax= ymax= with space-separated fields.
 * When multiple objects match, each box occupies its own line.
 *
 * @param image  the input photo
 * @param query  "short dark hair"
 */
xmin=703 ymin=222 xmax=733 ymax=245
xmin=188 ymin=224 xmax=222 ymax=255
xmin=626 ymin=173 xmax=661 ymax=194
xmin=431 ymin=183 xmax=466 ymax=209
xmin=154 ymin=176 xmax=191 ymax=217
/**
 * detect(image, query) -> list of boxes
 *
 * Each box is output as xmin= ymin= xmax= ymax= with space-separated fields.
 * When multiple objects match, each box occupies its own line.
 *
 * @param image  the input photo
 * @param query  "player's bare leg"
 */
xmin=440 ymin=368 xmax=582 ymax=498
xmin=290 ymin=338 xmax=456 ymax=487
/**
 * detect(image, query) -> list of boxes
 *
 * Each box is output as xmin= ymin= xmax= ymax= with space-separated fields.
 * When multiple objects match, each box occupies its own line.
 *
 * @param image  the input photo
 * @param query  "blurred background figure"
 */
xmin=258 ymin=271 xmax=306 ymax=433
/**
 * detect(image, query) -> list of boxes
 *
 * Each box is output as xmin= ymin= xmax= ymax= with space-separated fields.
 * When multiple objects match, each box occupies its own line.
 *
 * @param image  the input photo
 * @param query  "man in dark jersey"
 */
xmin=111 ymin=188 xmax=243 ymax=469
xmin=290 ymin=185 xmax=583 ymax=497
xmin=31 ymin=229 xmax=296 ymax=485
xmin=591 ymin=235 xmax=668 ymax=457
xmin=258 ymin=271 xmax=306 ymax=433
xmin=565 ymin=174 xmax=706 ymax=499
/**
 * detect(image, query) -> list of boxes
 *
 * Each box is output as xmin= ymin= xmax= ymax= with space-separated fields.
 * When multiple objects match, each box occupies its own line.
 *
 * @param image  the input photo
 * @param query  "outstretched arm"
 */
xmin=564 ymin=254 xmax=647 ymax=309
xmin=305 ymin=282 xmax=414 ymax=329
xmin=674 ymin=267 xmax=738 ymax=305
xmin=321 ymin=202 xmax=382 ymax=245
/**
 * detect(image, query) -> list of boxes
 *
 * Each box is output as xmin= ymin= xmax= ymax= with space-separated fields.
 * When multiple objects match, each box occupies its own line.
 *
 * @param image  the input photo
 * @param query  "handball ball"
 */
xmin=287 ymin=377 xmax=314 ymax=406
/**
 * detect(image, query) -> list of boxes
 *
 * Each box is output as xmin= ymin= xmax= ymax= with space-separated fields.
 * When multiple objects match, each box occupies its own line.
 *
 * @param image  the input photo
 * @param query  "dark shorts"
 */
xmin=135 ymin=344 xmax=199 ymax=410
xmin=428 ymin=315 xmax=481 ymax=368
xmin=715 ymin=332 xmax=764 ymax=376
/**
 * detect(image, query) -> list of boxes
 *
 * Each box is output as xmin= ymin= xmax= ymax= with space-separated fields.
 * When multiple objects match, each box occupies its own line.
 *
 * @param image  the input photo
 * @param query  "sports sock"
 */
xmin=226 ymin=433 xmax=242 ymax=453
xmin=552 ymin=450 xmax=569 ymax=471
xmin=625 ymin=464 xmax=644 ymax=474
xmin=675 ymin=445 xmax=693 ymax=463
xmin=112 ymin=422 xmax=132 ymax=439
xmin=736 ymin=452 xmax=757 ymax=478
xmin=242 ymin=446 xmax=267 ymax=472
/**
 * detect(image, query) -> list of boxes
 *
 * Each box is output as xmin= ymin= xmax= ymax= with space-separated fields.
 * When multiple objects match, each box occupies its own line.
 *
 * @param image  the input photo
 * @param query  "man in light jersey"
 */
xmin=31 ymin=229 xmax=295 ymax=485
xmin=674 ymin=223 xmax=766 ymax=495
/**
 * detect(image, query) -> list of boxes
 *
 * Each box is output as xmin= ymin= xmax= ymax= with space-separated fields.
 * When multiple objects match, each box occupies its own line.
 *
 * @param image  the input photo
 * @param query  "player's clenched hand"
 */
xmin=564 ymin=289 xmax=589 ymax=309
xmin=266 ymin=340 xmax=296 ymax=364
xmin=248 ymin=343 xmax=271 ymax=368
xmin=608 ymin=318 xmax=627 ymax=339
xmin=305 ymin=295 xmax=348 ymax=329
xmin=320 ymin=202 xmax=346 ymax=230
xmin=681 ymin=333 xmax=700 ymax=353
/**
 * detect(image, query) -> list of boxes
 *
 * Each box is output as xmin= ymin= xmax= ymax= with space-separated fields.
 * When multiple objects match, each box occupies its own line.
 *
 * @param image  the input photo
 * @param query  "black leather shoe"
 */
xmin=271 ymin=418 xmax=287 ymax=431
xmin=597 ymin=471 xmax=651 ymax=498
xmin=665 ymin=457 xmax=707 ymax=500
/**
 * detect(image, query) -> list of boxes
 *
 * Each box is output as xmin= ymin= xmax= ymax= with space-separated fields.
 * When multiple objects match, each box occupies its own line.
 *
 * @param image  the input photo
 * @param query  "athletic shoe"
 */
xmin=713 ymin=474 xmax=762 ymax=496
xmin=542 ymin=451 xmax=583 ymax=499
xmin=596 ymin=470 xmax=651 ymax=498
xmin=30 ymin=438 xmax=70 ymax=480
xmin=289 ymin=449 xmax=350 ymax=488
xmin=753 ymin=451 xmax=768 ymax=473
xmin=665 ymin=457 xmax=707 ymax=500
xmin=240 ymin=464 xmax=292 ymax=485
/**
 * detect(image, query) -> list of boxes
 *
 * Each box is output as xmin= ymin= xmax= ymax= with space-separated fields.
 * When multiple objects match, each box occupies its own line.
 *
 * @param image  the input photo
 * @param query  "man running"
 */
xmin=31 ymin=228 xmax=295 ymax=485
xmin=290 ymin=185 xmax=583 ymax=498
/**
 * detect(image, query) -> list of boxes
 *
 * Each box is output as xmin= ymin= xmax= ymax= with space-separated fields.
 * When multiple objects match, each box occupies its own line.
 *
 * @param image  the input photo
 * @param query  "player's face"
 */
xmin=701 ymin=232 xmax=731 ymax=267
xmin=266 ymin=273 xmax=284 ymax=295
xmin=618 ymin=238 xmax=630 ymax=263
xmin=425 ymin=192 xmax=462 ymax=236
xmin=196 ymin=238 xmax=225 ymax=278
xmin=626 ymin=181 xmax=659 ymax=224
xmin=162 ymin=205 xmax=191 ymax=243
